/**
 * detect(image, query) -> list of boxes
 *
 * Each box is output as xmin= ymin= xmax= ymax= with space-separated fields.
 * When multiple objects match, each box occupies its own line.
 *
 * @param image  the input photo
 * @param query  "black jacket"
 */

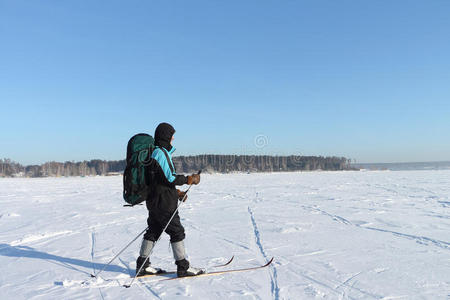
xmin=147 ymin=123 xmax=188 ymax=219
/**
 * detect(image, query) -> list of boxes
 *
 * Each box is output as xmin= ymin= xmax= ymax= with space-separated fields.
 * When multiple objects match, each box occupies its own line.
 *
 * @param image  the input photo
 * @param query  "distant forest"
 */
xmin=0 ymin=155 xmax=354 ymax=178
xmin=352 ymin=161 xmax=450 ymax=171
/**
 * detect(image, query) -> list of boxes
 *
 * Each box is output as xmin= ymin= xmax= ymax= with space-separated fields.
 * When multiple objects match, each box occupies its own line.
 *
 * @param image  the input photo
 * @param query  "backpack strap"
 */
xmin=158 ymin=147 xmax=175 ymax=174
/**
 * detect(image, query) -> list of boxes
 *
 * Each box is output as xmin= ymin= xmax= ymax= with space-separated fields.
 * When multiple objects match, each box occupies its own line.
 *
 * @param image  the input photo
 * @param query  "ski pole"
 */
xmin=124 ymin=170 xmax=201 ymax=288
xmin=91 ymin=226 xmax=148 ymax=278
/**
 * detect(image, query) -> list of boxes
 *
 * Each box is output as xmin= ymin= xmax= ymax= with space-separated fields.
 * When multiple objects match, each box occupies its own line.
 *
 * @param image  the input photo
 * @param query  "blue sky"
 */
xmin=1 ymin=0 xmax=449 ymax=164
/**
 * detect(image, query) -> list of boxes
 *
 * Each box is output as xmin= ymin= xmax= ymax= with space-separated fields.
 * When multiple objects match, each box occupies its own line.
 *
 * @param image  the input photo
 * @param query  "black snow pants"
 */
xmin=143 ymin=211 xmax=185 ymax=243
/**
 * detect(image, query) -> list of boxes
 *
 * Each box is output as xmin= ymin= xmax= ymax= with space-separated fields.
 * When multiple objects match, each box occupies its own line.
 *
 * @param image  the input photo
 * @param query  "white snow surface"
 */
xmin=0 ymin=170 xmax=449 ymax=299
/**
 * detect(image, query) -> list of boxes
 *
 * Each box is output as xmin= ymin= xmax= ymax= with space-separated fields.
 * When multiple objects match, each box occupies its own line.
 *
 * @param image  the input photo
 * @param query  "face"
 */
xmin=170 ymin=135 xmax=175 ymax=144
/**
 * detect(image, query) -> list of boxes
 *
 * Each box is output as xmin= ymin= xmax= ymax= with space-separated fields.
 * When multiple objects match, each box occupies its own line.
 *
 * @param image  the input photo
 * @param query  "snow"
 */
xmin=0 ymin=170 xmax=449 ymax=299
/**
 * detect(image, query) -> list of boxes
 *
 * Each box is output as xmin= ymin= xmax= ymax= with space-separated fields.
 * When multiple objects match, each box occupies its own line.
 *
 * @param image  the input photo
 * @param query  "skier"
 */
xmin=136 ymin=122 xmax=203 ymax=277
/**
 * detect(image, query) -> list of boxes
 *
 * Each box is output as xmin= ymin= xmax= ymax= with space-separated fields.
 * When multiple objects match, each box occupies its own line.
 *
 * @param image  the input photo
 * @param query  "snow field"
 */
xmin=0 ymin=170 xmax=449 ymax=299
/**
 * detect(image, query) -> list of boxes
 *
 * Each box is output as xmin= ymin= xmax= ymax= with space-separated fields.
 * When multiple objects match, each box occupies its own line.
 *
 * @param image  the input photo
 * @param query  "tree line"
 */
xmin=0 ymin=155 xmax=355 ymax=177
xmin=0 ymin=159 xmax=125 ymax=177
xmin=173 ymin=155 xmax=354 ymax=173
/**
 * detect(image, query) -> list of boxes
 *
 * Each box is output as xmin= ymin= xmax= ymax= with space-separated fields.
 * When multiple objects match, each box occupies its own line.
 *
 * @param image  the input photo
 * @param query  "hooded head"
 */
xmin=154 ymin=122 xmax=175 ymax=150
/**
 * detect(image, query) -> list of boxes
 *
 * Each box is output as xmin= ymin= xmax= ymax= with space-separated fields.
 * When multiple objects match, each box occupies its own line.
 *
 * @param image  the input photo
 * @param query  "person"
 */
xmin=135 ymin=122 xmax=202 ymax=277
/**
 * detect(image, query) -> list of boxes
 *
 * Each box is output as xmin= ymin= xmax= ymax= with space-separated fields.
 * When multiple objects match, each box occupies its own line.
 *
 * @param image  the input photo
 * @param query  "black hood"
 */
xmin=154 ymin=122 xmax=175 ymax=151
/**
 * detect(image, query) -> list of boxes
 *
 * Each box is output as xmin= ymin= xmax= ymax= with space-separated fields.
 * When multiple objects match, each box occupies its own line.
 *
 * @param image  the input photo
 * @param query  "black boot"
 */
xmin=175 ymin=259 xmax=205 ymax=277
xmin=136 ymin=257 xmax=165 ymax=276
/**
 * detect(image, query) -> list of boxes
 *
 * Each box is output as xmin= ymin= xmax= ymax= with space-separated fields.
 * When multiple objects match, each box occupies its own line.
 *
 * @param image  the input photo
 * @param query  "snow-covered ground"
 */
xmin=0 ymin=170 xmax=449 ymax=299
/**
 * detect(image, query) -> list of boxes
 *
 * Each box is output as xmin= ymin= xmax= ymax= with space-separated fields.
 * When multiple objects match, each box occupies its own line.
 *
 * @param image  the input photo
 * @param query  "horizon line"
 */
xmin=3 ymin=157 xmax=450 ymax=167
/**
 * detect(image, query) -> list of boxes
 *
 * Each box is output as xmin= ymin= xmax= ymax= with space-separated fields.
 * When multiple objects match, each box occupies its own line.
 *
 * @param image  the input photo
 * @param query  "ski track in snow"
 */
xmin=248 ymin=205 xmax=280 ymax=300
xmin=90 ymin=231 xmax=106 ymax=300
xmin=9 ymin=230 xmax=74 ymax=246
xmin=281 ymin=255 xmax=382 ymax=299
xmin=90 ymin=231 xmax=96 ymax=275
xmin=362 ymin=226 xmax=450 ymax=250
xmin=304 ymin=205 xmax=450 ymax=250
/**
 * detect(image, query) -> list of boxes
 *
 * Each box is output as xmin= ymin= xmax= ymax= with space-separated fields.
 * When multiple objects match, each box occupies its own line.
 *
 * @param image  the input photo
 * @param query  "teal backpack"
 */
xmin=123 ymin=133 xmax=156 ymax=206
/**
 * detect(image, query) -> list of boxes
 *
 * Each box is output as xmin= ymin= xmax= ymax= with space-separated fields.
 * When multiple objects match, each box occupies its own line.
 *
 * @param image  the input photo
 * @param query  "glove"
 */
xmin=177 ymin=189 xmax=188 ymax=201
xmin=187 ymin=174 xmax=200 ymax=185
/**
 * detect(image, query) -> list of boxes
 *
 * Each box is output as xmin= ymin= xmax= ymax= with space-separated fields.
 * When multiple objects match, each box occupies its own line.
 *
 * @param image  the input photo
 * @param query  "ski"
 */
xmin=209 ymin=255 xmax=235 ymax=268
xmin=143 ymin=257 xmax=274 ymax=282
xmin=136 ymin=269 xmax=173 ymax=278
xmin=135 ymin=255 xmax=235 ymax=279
